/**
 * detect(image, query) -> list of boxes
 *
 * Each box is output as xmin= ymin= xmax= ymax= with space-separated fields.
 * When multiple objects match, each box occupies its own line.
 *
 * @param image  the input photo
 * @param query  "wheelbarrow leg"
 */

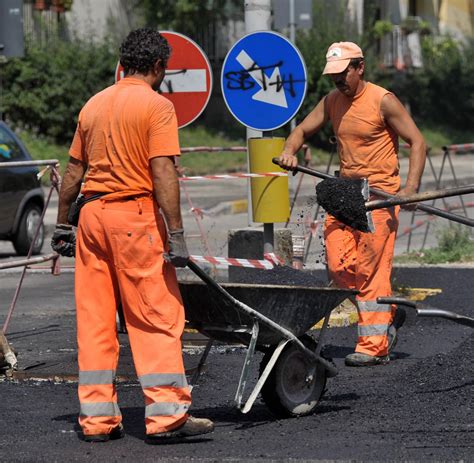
xmin=235 ymin=321 xmax=259 ymax=409
xmin=241 ymin=338 xmax=291 ymax=414
xmin=314 ymin=308 xmax=331 ymax=358
xmin=189 ymin=338 xmax=214 ymax=388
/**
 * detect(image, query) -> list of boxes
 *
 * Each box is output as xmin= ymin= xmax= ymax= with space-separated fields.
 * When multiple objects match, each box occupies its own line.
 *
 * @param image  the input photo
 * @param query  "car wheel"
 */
xmin=13 ymin=203 xmax=44 ymax=256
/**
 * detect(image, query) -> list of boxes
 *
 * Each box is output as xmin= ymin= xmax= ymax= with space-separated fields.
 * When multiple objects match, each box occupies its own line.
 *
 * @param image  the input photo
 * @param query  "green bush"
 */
xmin=1 ymin=36 xmax=117 ymax=144
xmin=392 ymin=36 xmax=474 ymax=131
xmin=396 ymin=225 xmax=474 ymax=264
xmin=423 ymin=225 xmax=474 ymax=263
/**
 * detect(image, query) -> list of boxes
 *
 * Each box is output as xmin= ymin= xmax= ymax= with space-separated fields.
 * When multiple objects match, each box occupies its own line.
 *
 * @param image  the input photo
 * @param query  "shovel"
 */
xmin=272 ymin=158 xmax=474 ymax=230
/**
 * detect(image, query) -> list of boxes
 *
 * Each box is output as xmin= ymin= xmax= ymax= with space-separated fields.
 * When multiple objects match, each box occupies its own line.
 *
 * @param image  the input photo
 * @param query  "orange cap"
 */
xmin=322 ymin=42 xmax=364 ymax=75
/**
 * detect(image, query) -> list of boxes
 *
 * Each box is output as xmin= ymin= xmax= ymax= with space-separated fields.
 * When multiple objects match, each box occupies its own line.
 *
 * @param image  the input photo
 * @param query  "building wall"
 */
xmin=381 ymin=0 xmax=473 ymax=40
xmin=439 ymin=0 xmax=474 ymax=40
xmin=64 ymin=0 xmax=135 ymax=41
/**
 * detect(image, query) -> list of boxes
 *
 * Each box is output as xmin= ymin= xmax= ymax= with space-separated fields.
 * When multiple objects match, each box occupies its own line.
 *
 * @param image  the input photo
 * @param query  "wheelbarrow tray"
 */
xmin=179 ymin=280 xmax=356 ymax=345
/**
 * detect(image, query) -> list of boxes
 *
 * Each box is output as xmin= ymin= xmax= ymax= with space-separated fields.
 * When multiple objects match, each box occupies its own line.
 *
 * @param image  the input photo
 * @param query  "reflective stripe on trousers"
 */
xmin=356 ymin=301 xmax=391 ymax=355
xmin=76 ymin=198 xmax=191 ymax=436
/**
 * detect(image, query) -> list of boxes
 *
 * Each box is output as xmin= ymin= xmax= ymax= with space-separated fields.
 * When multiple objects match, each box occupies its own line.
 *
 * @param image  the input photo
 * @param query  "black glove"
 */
xmin=165 ymin=228 xmax=189 ymax=268
xmin=51 ymin=224 xmax=76 ymax=257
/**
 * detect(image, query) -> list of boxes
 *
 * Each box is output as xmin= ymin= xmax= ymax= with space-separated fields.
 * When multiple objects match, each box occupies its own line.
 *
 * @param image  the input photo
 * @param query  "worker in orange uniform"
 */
xmin=279 ymin=42 xmax=426 ymax=366
xmin=51 ymin=29 xmax=213 ymax=443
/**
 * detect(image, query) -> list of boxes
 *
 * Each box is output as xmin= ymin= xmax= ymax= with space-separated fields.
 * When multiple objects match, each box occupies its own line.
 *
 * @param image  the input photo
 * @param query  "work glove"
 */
xmin=51 ymin=224 xmax=76 ymax=257
xmin=165 ymin=228 xmax=189 ymax=268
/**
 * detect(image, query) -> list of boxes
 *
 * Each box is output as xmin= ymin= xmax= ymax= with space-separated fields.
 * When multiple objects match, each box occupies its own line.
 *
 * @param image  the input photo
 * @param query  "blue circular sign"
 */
xmin=221 ymin=31 xmax=307 ymax=131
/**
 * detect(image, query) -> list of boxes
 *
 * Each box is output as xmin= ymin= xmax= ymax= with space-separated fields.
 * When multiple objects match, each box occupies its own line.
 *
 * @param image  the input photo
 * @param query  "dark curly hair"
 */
xmin=119 ymin=28 xmax=171 ymax=75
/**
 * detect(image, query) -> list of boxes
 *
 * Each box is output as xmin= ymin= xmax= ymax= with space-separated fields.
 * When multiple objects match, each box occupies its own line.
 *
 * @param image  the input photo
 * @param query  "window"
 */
xmin=0 ymin=127 xmax=26 ymax=161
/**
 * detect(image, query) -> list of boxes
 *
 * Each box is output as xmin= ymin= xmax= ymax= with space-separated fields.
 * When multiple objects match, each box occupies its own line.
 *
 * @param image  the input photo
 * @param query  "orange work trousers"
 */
xmin=75 ymin=197 xmax=191 ymax=436
xmin=324 ymin=207 xmax=399 ymax=356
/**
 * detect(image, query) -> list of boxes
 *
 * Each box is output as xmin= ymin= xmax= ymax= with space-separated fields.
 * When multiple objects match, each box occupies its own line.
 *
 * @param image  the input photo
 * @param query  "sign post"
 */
xmin=221 ymin=29 xmax=307 ymax=254
xmin=115 ymin=31 xmax=213 ymax=129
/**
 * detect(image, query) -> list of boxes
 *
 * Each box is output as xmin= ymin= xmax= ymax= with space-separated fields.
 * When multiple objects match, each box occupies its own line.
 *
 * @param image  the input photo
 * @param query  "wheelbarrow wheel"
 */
xmin=260 ymin=335 xmax=327 ymax=417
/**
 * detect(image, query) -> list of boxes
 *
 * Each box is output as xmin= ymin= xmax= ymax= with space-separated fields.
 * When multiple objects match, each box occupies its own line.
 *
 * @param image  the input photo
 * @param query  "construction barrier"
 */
xmin=443 ymin=143 xmax=474 ymax=155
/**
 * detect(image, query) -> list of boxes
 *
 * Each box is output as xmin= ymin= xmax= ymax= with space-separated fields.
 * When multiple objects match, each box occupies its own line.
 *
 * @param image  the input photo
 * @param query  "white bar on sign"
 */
xmin=161 ymin=69 xmax=207 ymax=93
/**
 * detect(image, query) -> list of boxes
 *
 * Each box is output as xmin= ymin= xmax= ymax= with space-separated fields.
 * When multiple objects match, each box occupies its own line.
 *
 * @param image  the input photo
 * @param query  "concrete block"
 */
xmin=228 ymin=227 xmax=293 ymax=282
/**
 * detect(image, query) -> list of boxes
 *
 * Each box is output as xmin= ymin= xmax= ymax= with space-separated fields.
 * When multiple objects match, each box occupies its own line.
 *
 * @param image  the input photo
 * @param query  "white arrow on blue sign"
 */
xmin=221 ymin=31 xmax=307 ymax=131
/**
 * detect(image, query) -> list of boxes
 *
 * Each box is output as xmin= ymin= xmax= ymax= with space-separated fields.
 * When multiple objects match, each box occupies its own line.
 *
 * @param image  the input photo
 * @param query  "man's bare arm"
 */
xmin=279 ymin=96 xmax=328 ymax=168
xmin=150 ymin=156 xmax=183 ymax=231
xmin=381 ymin=93 xmax=426 ymax=196
xmin=56 ymin=157 xmax=87 ymax=224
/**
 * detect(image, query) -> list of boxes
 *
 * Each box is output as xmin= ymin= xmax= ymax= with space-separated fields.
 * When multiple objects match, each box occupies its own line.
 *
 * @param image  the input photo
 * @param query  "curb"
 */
xmin=204 ymin=199 xmax=248 ymax=216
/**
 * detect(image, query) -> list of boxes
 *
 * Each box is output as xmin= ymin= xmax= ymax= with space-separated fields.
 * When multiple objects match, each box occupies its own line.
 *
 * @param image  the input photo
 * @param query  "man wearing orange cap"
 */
xmin=279 ymin=42 xmax=426 ymax=366
xmin=51 ymin=29 xmax=213 ymax=443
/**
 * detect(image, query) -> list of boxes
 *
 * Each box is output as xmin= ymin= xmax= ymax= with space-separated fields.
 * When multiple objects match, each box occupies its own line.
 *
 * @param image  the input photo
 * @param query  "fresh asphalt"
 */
xmin=0 ymin=266 xmax=472 ymax=461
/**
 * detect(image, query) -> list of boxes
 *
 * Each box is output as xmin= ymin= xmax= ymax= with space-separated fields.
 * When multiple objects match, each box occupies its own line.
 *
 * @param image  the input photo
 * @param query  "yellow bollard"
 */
xmin=248 ymin=137 xmax=290 ymax=223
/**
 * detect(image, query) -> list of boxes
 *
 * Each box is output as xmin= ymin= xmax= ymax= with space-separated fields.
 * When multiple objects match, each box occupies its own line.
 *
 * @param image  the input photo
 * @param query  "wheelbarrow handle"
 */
xmin=271 ymin=158 xmax=474 ymax=227
xmin=377 ymin=297 xmax=474 ymax=328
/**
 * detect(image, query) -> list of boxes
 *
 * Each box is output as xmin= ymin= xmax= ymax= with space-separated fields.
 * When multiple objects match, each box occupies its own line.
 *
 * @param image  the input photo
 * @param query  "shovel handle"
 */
xmin=365 ymin=185 xmax=474 ymax=210
xmin=271 ymin=158 xmax=474 ymax=227
xmin=272 ymin=157 xmax=333 ymax=180
xmin=368 ymin=187 xmax=474 ymax=227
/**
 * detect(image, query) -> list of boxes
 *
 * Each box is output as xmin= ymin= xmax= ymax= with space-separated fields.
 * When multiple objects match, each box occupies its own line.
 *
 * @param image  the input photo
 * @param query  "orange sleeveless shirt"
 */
xmin=326 ymin=82 xmax=400 ymax=194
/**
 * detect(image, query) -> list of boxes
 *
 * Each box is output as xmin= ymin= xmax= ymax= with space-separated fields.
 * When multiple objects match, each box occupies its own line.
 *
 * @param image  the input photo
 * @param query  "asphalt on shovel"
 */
xmin=272 ymin=158 xmax=474 ymax=232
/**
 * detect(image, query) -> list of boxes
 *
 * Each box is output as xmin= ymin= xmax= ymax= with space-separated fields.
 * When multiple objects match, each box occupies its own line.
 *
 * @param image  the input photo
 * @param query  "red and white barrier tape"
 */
xmin=181 ymin=146 xmax=246 ymax=153
xmin=179 ymin=172 xmax=287 ymax=181
xmin=190 ymin=253 xmax=284 ymax=269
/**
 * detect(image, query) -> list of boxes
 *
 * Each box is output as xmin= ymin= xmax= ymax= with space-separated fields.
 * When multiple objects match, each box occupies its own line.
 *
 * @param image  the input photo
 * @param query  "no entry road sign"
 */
xmin=221 ymin=31 xmax=307 ymax=131
xmin=115 ymin=31 xmax=213 ymax=129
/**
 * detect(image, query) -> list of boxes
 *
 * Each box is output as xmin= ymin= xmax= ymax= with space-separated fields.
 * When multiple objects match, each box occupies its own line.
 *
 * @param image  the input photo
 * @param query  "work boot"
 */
xmin=345 ymin=352 xmax=390 ymax=367
xmin=82 ymin=424 xmax=124 ymax=443
xmin=387 ymin=307 xmax=407 ymax=353
xmin=145 ymin=416 xmax=214 ymax=444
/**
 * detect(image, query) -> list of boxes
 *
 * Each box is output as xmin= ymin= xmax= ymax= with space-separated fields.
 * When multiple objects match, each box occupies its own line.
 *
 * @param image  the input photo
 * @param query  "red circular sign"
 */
xmin=115 ymin=31 xmax=213 ymax=129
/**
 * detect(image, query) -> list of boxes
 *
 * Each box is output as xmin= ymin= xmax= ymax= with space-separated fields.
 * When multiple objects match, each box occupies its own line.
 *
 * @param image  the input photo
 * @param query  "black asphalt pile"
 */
xmin=316 ymin=178 xmax=369 ymax=232
xmin=242 ymin=265 xmax=326 ymax=287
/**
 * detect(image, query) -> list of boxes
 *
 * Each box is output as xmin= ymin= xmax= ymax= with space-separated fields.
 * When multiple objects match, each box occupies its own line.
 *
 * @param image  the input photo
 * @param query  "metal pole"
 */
xmin=289 ymin=0 xmax=296 ymax=133
xmin=244 ymin=0 xmax=273 ymax=253
xmin=244 ymin=0 xmax=271 ymax=227
xmin=287 ymin=0 xmax=297 ymax=196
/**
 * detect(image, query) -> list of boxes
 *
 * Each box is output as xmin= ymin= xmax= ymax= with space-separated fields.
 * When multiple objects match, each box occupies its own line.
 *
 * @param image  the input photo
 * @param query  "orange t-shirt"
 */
xmin=326 ymin=82 xmax=400 ymax=194
xmin=69 ymin=77 xmax=180 ymax=200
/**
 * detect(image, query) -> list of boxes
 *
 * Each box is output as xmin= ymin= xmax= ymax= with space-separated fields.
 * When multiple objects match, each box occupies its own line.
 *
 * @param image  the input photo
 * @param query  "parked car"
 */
xmin=0 ymin=122 xmax=44 ymax=255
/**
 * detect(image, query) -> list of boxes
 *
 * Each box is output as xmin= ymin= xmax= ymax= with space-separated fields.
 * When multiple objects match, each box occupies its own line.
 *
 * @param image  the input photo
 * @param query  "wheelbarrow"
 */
xmin=179 ymin=261 xmax=357 ymax=417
